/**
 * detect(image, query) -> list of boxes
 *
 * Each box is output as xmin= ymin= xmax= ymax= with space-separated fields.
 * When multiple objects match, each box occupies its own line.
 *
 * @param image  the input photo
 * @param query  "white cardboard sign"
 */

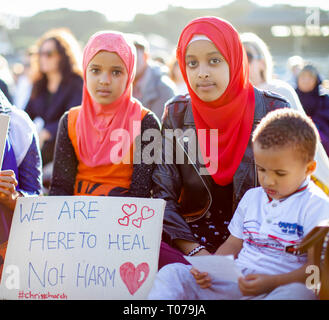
xmin=0 ymin=196 xmax=165 ymax=300
xmin=0 ymin=114 xmax=10 ymax=169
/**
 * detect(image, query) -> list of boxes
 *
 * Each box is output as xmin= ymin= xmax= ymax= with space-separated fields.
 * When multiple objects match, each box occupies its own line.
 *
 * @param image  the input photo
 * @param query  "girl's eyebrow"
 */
xmin=208 ymin=51 xmax=225 ymax=59
xmin=88 ymin=63 xmax=124 ymax=70
xmin=186 ymin=51 xmax=223 ymax=58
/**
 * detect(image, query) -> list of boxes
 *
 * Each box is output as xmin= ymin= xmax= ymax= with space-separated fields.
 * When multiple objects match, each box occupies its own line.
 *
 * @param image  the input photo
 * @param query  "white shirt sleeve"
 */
xmin=228 ymin=191 xmax=251 ymax=239
xmin=302 ymin=194 xmax=329 ymax=236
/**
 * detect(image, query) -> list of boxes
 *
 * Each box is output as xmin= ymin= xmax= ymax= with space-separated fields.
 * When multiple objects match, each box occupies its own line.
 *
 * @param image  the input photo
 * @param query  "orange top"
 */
xmin=68 ymin=106 xmax=149 ymax=196
xmin=0 ymin=241 xmax=7 ymax=281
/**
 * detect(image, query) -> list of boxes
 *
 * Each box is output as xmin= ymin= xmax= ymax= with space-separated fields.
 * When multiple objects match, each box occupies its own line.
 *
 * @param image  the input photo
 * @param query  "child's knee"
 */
xmin=266 ymin=282 xmax=317 ymax=300
xmin=158 ymin=262 xmax=192 ymax=278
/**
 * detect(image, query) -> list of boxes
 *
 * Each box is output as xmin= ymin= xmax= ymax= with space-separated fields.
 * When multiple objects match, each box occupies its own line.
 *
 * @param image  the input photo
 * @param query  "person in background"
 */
xmin=0 ymin=89 xmax=42 ymax=279
xmin=12 ymin=48 xmax=34 ymax=110
xmin=0 ymin=55 xmax=14 ymax=103
xmin=25 ymin=28 xmax=83 ymax=169
xmin=241 ymin=33 xmax=329 ymax=194
xmin=0 ymin=79 xmax=11 ymax=104
xmin=168 ymin=54 xmax=188 ymax=96
xmin=240 ymin=32 xmax=303 ymax=112
xmin=130 ymin=34 xmax=176 ymax=121
xmin=284 ymin=55 xmax=304 ymax=89
xmin=296 ymin=64 xmax=329 ymax=157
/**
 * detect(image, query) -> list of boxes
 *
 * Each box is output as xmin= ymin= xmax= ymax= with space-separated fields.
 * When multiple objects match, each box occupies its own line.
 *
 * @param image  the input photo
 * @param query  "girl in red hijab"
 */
xmin=154 ymin=17 xmax=291 ymax=268
xmin=176 ymin=17 xmax=255 ymax=186
xmin=50 ymin=31 xmax=160 ymax=197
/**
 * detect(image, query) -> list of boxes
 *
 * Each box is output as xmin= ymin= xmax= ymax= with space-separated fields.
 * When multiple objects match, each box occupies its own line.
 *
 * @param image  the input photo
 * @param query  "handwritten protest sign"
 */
xmin=0 ymin=114 xmax=10 ymax=169
xmin=0 ymin=196 xmax=165 ymax=300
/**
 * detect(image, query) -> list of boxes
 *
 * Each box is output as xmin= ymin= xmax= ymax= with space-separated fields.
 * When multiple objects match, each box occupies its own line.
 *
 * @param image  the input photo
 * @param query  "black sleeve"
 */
xmin=128 ymin=112 xmax=161 ymax=198
xmin=24 ymin=98 xmax=35 ymax=121
xmin=151 ymin=104 xmax=196 ymax=244
xmin=49 ymin=112 xmax=78 ymax=195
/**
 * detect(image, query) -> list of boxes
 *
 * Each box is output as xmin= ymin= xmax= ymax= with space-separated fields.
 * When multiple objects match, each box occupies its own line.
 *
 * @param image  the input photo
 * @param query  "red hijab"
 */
xmin=176 ymin=17 xmax=255 ymax=185
xmin=76 ymin=31 xmax=142 ymax=167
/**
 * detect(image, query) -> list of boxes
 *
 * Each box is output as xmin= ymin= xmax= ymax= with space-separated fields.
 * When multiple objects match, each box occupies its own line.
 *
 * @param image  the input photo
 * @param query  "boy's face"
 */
xmin=253 ymin=141 xmax=316 ymax=200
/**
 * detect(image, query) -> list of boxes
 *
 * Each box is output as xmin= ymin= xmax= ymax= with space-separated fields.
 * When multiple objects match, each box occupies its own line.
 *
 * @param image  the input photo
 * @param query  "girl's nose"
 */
xmin=198 ymin=64 xmax=210 ymax=79
xmin=99 ymin=73 xmax=111 ymax=85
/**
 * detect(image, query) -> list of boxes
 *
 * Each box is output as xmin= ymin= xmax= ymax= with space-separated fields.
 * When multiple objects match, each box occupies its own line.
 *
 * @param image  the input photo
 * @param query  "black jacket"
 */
xmin=152 ymin=87 xmax=290 ymax=244
xmin=26 ymin=74 xmax=83 ymax=141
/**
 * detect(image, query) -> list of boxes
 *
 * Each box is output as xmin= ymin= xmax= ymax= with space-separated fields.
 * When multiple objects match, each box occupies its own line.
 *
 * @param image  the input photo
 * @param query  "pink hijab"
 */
xmin=76 ymin=31 xmax=142 ymax=167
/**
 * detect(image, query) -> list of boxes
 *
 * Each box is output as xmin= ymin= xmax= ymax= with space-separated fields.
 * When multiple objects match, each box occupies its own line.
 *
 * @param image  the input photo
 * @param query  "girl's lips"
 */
xmin=197 ymin=82 xmax=216 ymax=91
xmin=97 ymin=89 xmax=111 ymax=96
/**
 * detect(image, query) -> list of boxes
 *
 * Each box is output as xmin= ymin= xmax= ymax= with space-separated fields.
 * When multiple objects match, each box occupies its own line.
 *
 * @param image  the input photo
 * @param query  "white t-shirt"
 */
xmin=228 ymin=180 xmax=329 ymax=275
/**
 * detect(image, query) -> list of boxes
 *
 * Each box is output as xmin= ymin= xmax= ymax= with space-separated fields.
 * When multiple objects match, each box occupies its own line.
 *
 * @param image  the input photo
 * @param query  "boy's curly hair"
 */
xmin=252 ymin=108 xmax=319 ymax=163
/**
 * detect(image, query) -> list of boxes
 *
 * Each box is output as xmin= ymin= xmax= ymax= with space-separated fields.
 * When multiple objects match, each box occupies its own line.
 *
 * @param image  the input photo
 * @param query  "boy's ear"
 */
xmin=306 ymin=160 xmax=317 ymax=175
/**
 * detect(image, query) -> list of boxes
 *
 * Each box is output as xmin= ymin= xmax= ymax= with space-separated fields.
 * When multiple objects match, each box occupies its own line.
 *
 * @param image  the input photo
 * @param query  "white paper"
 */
xmin=184 ymin=255 xmax=243 ymax=283
xmin=0 ymin=196 xmax=166 ymax=300
xmin=0 ymin=114 xmax=10 ymax=169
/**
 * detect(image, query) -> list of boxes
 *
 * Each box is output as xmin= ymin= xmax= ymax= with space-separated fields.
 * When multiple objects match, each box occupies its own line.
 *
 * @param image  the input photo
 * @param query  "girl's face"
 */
xmin=39 ymin=39 xmax=61 ymax=74
xmin=86 ymin=51 xmax=128 ymax=105
xmin=185 ymin=40 xmax=230 ymax=102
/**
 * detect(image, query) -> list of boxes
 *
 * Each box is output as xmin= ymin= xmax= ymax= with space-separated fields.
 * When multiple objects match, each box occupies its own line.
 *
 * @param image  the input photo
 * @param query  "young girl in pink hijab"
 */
xmin=50 ymin=31 xmax=160 ymax=197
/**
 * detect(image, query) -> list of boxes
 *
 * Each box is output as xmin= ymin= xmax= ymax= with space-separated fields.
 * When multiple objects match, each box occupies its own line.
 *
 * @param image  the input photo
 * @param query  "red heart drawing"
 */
xmin=132 ymin=217 xmax=142 ymax=228
xmin=141 ymin=206 xmax=155 ymax=220
xmin=118 ymin=216 xmax=129 ymax=226
xmin=120 ymin=262 xmax=150 ymax=295
xmin=122 ymin=204 xmax=137 ymax=216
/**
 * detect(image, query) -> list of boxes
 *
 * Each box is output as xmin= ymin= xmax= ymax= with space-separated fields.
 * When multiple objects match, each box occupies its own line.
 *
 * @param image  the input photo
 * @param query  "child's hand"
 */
xmin=190 ymin=267 xmax=212 ymax=289
xmin=238 ymin=273 xmax=276 ymax=296
xmin=0 ymin=170 xmax=20 ymax=210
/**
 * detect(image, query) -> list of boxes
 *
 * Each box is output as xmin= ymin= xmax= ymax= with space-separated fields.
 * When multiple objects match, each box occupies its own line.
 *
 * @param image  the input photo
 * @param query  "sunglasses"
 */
xmin=246 ymin=51 xmax=261 ymax=63
xmin=38 ymin=50 xmax=57 ymax=58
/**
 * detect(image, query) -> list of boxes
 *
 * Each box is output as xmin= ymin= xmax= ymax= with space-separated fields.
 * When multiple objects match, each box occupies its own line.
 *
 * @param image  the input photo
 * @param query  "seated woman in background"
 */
xmin=296 ymin=64 xmax=329 ymax=157
xmin=240 ymin=32 xmax=303 ymax=111
xmin=25 ymin=28 xmax=83 ymax=169
xmin=0 ymin=89 xmax=42 ymax=278
xmin=241 ymin=33 xmax=329 ymax=195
